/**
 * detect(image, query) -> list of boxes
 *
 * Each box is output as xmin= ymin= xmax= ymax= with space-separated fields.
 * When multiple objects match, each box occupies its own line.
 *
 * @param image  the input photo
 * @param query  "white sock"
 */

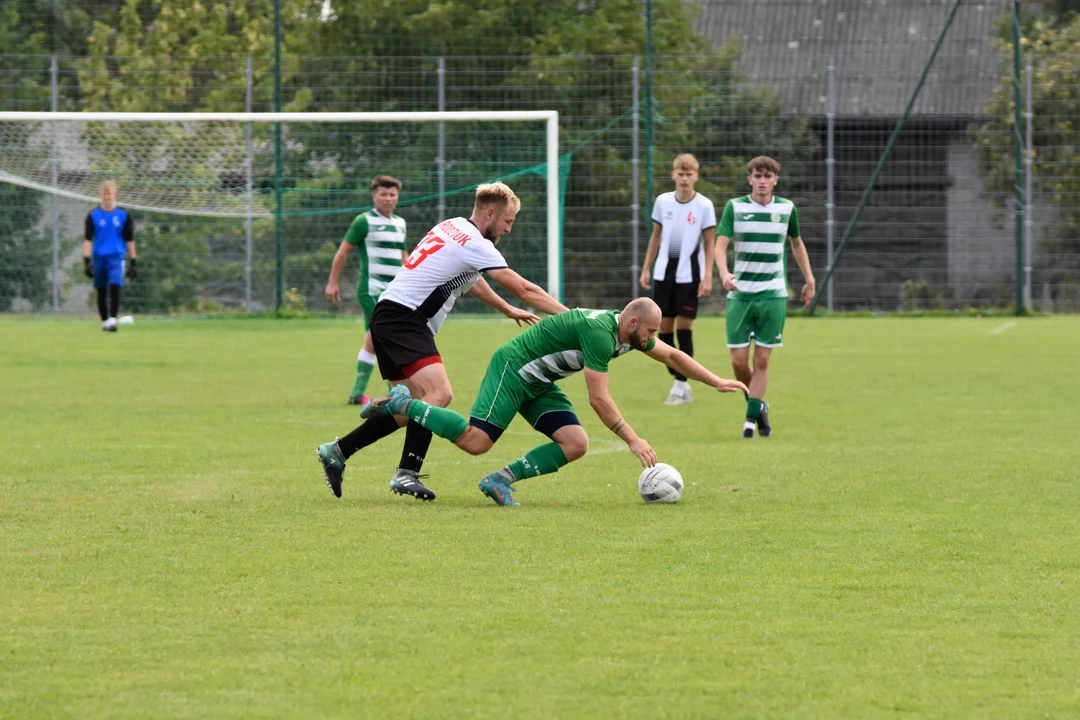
xmin=674 ymin=379 xmax=690 ymax=392
xmin=744 ymin=421 xmax=756 ymax=432
xmin=357 ymin=348 xmax=377 ymax=365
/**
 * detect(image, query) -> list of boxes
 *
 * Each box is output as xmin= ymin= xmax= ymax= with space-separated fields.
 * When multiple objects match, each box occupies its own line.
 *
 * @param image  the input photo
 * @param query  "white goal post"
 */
xmin=0 ymin=110 xmax=562 ymax=301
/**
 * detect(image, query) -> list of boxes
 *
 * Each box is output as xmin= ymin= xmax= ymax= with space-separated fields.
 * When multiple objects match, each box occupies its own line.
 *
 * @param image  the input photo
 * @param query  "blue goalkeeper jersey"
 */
xmin=85 ymin=207 xmax=133 ymax=257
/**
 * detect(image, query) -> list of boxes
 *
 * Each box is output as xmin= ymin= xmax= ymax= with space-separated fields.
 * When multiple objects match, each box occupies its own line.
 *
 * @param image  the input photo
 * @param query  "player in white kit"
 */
xmin=316 ymin=182 xmax=569 ymax=501
xmin=639 ymin=154 xmax=717 ymax=406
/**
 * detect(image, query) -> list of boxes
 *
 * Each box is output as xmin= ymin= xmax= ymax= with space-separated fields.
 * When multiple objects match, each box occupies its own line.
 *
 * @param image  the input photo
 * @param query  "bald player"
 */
xmin=362 ymin=298 xmax=748 ymax=506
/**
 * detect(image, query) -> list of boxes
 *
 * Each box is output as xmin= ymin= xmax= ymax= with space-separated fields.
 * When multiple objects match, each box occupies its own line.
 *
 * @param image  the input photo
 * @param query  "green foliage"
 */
xmin=972 ymin=15 xmax=1080 ymax=253
xmin=0 ymin=181 xmax=50 ymax=311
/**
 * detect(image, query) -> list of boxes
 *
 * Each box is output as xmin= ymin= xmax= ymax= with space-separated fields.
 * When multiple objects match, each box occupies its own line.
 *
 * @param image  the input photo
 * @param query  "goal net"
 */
xmin=0 ymin=111 xmax=563 ymax=313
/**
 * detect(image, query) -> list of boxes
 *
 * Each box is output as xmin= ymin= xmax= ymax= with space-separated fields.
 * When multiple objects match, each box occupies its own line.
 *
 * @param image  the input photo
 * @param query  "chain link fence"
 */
xmin=2 ymin=42 xmax=1079 ymax=314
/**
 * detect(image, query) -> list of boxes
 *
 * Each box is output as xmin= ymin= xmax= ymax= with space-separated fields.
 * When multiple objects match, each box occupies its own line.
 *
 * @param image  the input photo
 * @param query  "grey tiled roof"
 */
xmin=688 ymin=0 xmax=1010 ymax=117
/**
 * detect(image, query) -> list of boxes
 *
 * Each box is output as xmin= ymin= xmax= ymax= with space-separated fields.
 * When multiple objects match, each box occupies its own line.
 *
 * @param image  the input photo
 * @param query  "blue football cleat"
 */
xmin=360 ymin=384 xmax=412 ymax=419
xmin=479 ymin=472 xmax=519 ymax=507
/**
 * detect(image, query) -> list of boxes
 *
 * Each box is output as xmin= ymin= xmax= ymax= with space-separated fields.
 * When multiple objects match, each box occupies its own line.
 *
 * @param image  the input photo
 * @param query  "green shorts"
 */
xmin=357 ymin=294 xmax=378 ymax=328
xmin=725 ymin=295 xmax=788 ymax=348
xmin=469 ymin=350 xmax=580 ymax=442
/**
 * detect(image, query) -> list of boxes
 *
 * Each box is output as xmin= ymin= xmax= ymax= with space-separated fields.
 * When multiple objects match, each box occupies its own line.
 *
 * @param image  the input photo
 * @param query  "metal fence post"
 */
xmin=1012 ymin=1 xmax=1025 ymax=315
xmin=273 ymin=0 xmax=284 ymax=311
xmin=631 ymin=55 xmax=640 ymax=299
xmin=50 ymin=55 xmax=60 ymax=313
xmin=437 ymin=57 xmax=446 ymax=221
xmin=1024 ymin=55 xmax=1033 ymax=313
xmin=826 ymin=57 xmax=836 ymax=312
xmin=245 ymin=57 xmax=253 ymax=313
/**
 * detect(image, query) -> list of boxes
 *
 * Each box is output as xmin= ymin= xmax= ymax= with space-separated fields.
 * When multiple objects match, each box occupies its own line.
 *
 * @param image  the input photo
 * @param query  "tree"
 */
xmin=74 ymin=0 xmax=311 ymax=312
xmin=973 ymin=15 xmax=1080 ymax=254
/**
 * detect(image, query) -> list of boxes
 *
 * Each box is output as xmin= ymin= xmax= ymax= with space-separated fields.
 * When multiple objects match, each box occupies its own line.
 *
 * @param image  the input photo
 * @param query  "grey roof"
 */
xmin=688 ymin=0 xmax=1009 ymax=117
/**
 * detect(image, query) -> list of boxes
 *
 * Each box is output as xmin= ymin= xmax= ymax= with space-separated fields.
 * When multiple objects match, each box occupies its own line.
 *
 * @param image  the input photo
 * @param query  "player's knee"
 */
xmin=731 ymin=357 xmax=751 ymax=375
xmin=460 ymin=430 xmax=493 ymax=456
xmin=423 ymin=386 xmax=453 ymax=407
xmin=753 ymin=353 xmax=771 ymax=371
xmin=560 ymin=434 xmax=588 ymax=462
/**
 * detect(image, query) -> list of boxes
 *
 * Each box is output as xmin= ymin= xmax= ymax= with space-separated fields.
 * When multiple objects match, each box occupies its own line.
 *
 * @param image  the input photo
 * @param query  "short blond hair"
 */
xmin=474 ymin=182 xmax=520 ymax=213
xmin=673 ymin=154 xmax=699 ymax=172
xmin=99 ymin=180 xmax=117 ymax=194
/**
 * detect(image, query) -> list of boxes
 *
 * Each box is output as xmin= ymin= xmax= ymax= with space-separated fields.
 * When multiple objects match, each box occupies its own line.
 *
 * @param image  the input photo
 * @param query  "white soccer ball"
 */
xmin=638 ymin=463 xmax=684 ymax=504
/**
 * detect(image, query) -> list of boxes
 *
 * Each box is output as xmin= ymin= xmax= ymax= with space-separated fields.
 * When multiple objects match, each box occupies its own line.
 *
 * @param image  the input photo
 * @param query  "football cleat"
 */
xmin=389 ymin=468 xmax=436 ymax=501
xmin=742 ymin=424 xmax=755 ymax=440
xmin=316 ymin=438 xmax=346 ymax=498
xmin=361 ymin=384 xmax=412 ymax=419
xmin=479 ymin=472 xmax=519 ymax=507
xmin=347 ymin=394 xmax=371 ymax=406
xmin=757 ymin=401 xmax=772 ymax=437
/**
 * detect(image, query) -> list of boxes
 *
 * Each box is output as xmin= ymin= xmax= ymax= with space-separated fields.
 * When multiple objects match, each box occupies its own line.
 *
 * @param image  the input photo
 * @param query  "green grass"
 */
xmin=2 ymin=315 xmax=1079 ymax=719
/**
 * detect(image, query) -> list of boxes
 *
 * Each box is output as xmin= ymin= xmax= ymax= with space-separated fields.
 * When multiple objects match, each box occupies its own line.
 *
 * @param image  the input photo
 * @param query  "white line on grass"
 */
xmin=989 ymin=321 xmax=1017 ymax=335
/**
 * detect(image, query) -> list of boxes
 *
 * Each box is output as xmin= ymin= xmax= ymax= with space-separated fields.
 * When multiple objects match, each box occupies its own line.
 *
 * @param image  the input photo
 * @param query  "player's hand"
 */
xmin=83 ymin=257 xmax=94 ymax=279
xmin=697 ymin=277 xmax=712 ymax=298
xmin=628 ymin=437 xmax=657 ymax=468
xmin=505 ymin=306 xmax=540 ymax=326
xmin=801 ymin=280 xmax=817 ymax=309
xmin=325 ymin=282 xmax=341 ymax=304
xmin=125 ymin=259 xmax=137 ymax=280
xmin=721 ymin=273 xmax=739 ymax=292
xmin=638 ymin=268 xmax=651 ymax=290
xmin=713 ymin=377 xmax=748 ymax=394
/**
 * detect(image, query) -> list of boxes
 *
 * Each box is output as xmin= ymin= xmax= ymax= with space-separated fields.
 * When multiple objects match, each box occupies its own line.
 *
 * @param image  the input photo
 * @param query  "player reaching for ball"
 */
xmin=360 ymin=298 xmax=747 ymax=506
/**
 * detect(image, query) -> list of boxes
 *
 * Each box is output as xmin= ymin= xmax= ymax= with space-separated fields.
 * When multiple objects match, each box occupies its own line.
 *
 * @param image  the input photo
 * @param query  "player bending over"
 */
xmin=362 ymin=298 xmax=747 ymax=506
xmin=316 ymin=182 xmax=568 ymax=502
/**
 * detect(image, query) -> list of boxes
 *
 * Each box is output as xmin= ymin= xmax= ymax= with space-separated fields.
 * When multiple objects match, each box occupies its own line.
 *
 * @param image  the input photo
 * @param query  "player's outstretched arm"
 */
xmin=644 ymin=341 xmax=747 ymax=394
xmin=584 ymin=368 xmax=656 ymax=468
xmin=324 ymin=241 xmax=354 ymax=304
xmin=469 ymin=277 xmax=539 ymax=326
xmin=486 ymin=267 xmax=569 ymax=316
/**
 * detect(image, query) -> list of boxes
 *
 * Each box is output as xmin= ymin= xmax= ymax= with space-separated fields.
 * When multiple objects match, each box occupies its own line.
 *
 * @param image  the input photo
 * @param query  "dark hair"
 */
xmin=371 ymin=175 xmax=402 ymax=191
xmin=747 ymin=156 xmax=780 ymax=175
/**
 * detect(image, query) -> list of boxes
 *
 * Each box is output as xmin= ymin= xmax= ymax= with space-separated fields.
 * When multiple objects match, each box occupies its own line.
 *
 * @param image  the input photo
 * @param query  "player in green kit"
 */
xmin=325 ymin=175 xmax=409 ymax=405
xmin=716 ymin=156 xmax=815 ymax=439
xmin=361 ymin=298 xmax=747 ymax=506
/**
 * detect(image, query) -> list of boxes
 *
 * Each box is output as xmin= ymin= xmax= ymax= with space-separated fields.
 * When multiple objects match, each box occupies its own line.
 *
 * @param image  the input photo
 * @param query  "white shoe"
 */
xmin=663 ymin=385 xmax=693 ymax=406
xmin=102 ymin=317 xmax=118 ymax=332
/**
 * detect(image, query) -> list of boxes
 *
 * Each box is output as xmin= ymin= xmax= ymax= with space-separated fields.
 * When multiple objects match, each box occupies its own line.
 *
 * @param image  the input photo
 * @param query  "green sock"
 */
xmin=746 ymin=397 xmax=764 ymax=422
xmin=506 ymin=442 xmax=569 ymax=482
xmin=405 ymin=400 xmax=469 ymax=442
xmin=352 ymin=359 xmax=374 ymax=397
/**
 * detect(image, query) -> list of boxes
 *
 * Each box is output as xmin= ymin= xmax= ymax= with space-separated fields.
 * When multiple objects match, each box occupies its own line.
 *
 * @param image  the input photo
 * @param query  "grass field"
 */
xmin=2 ymin=314 xmax=1079 ymax=718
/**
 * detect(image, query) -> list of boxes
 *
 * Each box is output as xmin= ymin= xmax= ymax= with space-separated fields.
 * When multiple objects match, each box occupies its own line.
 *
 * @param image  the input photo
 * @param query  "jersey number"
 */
xmin=403 ymin=232 xmax=445 ymax=269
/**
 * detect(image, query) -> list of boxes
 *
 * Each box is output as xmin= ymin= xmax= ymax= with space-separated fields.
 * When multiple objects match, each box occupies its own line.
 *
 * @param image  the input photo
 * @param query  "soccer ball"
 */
xmin=638 ymin=463 xmax=684 ymax=504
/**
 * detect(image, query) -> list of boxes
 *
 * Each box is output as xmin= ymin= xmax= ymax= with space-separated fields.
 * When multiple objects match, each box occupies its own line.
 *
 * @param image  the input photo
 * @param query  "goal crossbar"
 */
xmin=0 ymin=110 xmax=563 ymax=300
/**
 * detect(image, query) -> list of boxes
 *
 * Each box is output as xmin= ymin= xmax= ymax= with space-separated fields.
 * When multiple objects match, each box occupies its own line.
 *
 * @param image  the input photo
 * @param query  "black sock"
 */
xmin=399 ymin=420 xmax=433 ymax=473
xmin=673 ymin=329 xmax=693 ymax=382
xmin=338 ymin=414 xmax=400 ymax=460
xmin=659 ymin=331 xmax=676 ymax=377
xmin=97 ymin=288 xmax=108 ymax=321
xmin=108 ymin=284 xmax=121 ymax=318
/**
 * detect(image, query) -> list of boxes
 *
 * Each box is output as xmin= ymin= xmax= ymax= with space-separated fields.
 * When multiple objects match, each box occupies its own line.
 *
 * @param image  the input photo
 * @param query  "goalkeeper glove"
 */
xmin=126 ymin=258 xmax=137 ymax=280
xmin=83 ymin=257 xmax=94 ymax=279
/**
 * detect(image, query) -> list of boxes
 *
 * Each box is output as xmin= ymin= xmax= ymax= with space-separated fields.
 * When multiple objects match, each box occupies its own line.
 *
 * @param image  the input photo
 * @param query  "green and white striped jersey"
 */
xmin=717 ymin=195 xmax=800 ymax=299
xmin=344 ymin=210 xmax=407 ymax=299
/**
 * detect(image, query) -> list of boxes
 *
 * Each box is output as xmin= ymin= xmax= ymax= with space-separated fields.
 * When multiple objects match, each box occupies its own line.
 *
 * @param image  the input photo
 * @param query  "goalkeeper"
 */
xmin=325 ymin=175 xmax=410 ymax=405
xmin=82 ymin=181 xmax=136 ymax=332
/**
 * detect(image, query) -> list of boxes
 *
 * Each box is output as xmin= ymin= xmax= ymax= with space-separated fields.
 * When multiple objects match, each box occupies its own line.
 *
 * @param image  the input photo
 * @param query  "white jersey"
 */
xmin=378 ymin=217 xmax=508 ymax=334
xmin=650 ymin=191 xmax=717 ymax=284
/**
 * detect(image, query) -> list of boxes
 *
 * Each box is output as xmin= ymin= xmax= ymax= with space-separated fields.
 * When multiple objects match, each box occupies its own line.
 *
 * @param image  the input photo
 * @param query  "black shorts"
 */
xmin=369 ymin=300 xmax=441 ymax=381
xmin=652 ymin=279 xmax=698 ymax=318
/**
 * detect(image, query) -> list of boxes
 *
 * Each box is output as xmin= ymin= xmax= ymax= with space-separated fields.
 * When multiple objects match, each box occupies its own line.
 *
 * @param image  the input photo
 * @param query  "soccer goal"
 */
xmin=0 ymin=110 xmax=562 ymax=312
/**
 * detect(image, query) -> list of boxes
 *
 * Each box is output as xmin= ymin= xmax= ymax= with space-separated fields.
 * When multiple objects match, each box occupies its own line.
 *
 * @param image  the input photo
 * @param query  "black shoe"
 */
xmin=742 ymin=425 xmax=755 ymax=440
xmin=757 ymin=402 xmax=771 ymax=437
xmin=316 ymin=439 xmax=346 ymax=498
xmin=389 ymin=468 xmax=436 ymax=501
